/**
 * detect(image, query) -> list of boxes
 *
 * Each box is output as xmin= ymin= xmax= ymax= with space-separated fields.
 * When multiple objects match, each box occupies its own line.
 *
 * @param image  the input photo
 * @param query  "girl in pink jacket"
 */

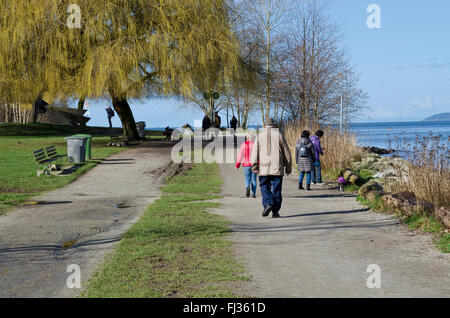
xmin=236 ymin=134 xmax=257 ymax=198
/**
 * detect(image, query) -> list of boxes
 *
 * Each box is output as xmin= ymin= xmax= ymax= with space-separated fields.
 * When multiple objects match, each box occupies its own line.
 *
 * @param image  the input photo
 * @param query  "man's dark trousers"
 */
xmin=259 ymin=176 xmax=283 ymax=214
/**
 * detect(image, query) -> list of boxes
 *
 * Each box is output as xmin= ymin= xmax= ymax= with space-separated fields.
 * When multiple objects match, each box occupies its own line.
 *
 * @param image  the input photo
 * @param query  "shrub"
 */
xmin=392 ymin=134 xmax=449 ymax=208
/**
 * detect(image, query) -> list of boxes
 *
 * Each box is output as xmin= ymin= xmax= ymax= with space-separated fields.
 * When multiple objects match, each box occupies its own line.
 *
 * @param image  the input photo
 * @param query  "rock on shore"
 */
xmin=351 ymin=150 xmax=450 ymax=229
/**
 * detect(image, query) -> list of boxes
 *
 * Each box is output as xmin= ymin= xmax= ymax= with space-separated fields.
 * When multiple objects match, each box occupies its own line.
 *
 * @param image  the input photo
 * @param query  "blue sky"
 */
xmin=84 ymin=0 xmax=450 ymax=128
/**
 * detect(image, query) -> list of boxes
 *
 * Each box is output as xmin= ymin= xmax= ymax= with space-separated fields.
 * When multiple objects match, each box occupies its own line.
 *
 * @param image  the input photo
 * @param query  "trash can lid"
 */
xmin=70 ymin=134 xmax=92 ymax=138
xmin=65 ymin=136 xmax=90 ymax=140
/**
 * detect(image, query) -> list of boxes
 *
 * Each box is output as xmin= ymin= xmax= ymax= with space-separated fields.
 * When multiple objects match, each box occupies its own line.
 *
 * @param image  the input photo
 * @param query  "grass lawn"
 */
xmin=0 ymin=123 xmax=163 ymax=215
xmin=83 ymin=163 xmax=249 ymax=298
xmin=0 ymin=135 xmax=125 ymax=215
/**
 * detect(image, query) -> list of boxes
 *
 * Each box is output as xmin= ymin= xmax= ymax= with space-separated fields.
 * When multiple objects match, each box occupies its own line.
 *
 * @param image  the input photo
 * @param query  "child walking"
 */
xmin=295 ymin=130 xmax=316 ymax=190
xmin=236 ymin=133 xmax=257 ymax=198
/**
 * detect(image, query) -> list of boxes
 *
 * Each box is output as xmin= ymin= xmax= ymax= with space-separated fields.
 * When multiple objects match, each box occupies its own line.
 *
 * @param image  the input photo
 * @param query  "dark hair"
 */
xmin=301 ymin=130 xmax=310 ymax=138
xmin=315 ymin=130 xmax=324 ymax=137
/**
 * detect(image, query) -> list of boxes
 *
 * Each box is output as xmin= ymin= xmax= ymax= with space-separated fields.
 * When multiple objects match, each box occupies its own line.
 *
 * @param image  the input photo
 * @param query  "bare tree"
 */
xmin=280 ymin=0 xmax=368 ymax=127
xmin=241 ymin=0 xmax=292 ymax=123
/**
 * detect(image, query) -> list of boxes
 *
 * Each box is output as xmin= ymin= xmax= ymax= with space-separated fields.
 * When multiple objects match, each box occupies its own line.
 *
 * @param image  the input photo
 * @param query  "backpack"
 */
xmin=107 ymin=108 xmax=115 ymax=117
xmin=298 ymin=142 xmax=309 ymax=158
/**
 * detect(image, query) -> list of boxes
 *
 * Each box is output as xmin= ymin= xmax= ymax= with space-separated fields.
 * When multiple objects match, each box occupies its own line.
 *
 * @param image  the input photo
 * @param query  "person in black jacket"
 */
xmin=202 ymin=115 xmax=212 ymax=140
xmin=230 ymin=116 xmax=238 ymax=143
xmin=230 ymin=116 xmax=237 ymax=130
xmin=106 ymin=107 xmax=115 ymax=128
xmin=295 ymin=130 xmax=316 ymax=191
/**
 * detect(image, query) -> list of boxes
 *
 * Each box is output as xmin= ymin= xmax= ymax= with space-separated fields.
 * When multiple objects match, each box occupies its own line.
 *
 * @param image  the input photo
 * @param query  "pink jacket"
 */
xmin=236 ymin=140 xmax=254 ymax=168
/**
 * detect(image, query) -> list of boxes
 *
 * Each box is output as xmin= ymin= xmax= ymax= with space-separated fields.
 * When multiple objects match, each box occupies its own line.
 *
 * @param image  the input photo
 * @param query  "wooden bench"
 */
xmin=45 ymin=145 xmax=66 ymax=162
xmin=33 ymin=146 xmax=66 ymax=174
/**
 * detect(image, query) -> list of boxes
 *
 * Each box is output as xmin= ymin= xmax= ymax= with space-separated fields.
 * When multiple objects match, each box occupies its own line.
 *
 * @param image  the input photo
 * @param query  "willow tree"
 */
xmin=0 ymin=0 xmax=240 ymax=140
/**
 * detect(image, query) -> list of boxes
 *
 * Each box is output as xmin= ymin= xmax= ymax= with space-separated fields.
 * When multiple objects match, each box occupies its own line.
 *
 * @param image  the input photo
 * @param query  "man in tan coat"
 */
xmin=251 ymin=119 xmax=292 ymax=218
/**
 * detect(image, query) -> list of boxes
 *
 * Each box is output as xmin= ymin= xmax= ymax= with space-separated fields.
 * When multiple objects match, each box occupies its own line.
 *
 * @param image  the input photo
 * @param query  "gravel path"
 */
xmin=213 ymin=144 xmax=450 ymax=298
xmin=0 ymin=142 xmax=173 ymax=297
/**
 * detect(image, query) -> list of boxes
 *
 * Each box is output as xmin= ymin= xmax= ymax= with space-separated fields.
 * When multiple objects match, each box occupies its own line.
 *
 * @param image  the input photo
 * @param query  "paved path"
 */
xmin=0 ymin=142 xmax=173 ymax=297
xmin=214 ymin=152 xmax=450 ymax=297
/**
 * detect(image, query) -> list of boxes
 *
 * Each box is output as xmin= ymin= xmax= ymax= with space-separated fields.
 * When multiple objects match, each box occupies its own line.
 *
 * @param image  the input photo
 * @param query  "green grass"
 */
xmin=358 ymin=169 xmax=374 ymax=182
xmin=403 ymin=213 xmax=450 ymax=253
xmin=437 ymin=234 xmax=450 ymax=253
xmin=404 ymin=213 xmax=444 ymax=234
xmin=356 ymin=195 xmax=387 ymax=212
xmin=0 ymin=123 xmax=139 ymax=215
xmin=341 ymin=169 xmax=374 ymax=192
xmin=83 ymin=163 xmax=249 ymax=298
xmin=344 ymin=184 xmax=360 ymax=192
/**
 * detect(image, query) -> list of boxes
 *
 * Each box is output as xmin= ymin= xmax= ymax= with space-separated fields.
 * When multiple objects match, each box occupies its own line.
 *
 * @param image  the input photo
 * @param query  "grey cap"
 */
xmin=264 ymin=118 xmax=278 ymax=128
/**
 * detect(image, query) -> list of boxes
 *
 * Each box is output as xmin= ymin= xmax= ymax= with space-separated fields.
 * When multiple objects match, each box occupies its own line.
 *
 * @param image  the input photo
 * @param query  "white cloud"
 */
xmin=407 ymin=97 xmax=432 ymax=111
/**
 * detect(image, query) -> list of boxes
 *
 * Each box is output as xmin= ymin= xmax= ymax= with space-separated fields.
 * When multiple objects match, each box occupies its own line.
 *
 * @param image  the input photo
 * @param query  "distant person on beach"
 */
xmin=230 ymin=116 xmax=237 ymax=130
xmin=213 ymin=112 xmax=221 ymax=140
xmin=213 ymin=112 xmax=221 ymax=129
xmin=310 ymin=130 xmax=324 ymax=184
xmin=230 ymin=116 xmax=238 ymax=142
xmin=236 ymin=132 xmax=257 ymax=198
xmin=106 ymin=107 xmax=115 ymax=128
xmin=251 ymin=119 xmax=292 ymax=218
xmin=295 ymin=130 xmax=316 ymax=191
xmin=202 ymin=115 xmax=211 ymax=130
xmin=163 ymin=126 xmax=174 ymax=140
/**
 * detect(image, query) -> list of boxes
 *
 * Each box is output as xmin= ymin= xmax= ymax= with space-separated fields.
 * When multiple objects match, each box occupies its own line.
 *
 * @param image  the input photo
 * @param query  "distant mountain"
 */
xmin=423 ymin=112 xmax=450 ymax=122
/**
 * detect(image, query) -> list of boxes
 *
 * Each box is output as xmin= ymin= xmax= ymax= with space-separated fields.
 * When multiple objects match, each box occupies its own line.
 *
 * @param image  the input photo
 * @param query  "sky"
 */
xmin=83 ymin=0 xmax=450 ymax=128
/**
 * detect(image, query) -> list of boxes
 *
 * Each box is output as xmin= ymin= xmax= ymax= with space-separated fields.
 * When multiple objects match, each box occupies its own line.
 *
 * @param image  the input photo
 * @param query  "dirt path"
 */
xmin=213 ymin=145 xmax=450 ymax=298
xmin=0 ymin=142 xmax=173 ymax=297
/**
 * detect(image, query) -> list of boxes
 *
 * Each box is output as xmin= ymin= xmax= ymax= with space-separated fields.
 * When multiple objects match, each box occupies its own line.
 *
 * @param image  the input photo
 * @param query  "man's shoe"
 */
xmin=246 ymin=187 xmax=250 ymax=198
xmin=262 ymin=205 xmax=273 ymax=217
xmin=306 ymin=184 xmax=311 ymax=191
xmin=298 ymin=184 xmax=304 ymax=190
xmin=272 ymin=212 xmax=280 ymax=218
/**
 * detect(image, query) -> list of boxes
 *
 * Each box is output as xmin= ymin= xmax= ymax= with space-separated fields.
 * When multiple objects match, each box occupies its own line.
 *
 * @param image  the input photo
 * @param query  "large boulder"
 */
xmin=434 ymin=207 xmax=450 ymax=229
xmin=373 ymin=167 xmax=397 ymax=179
xmin=361 ymin=156 xmax=378 ymax=167
xmin=358 ymin=180 xmax=384 ymax=199
xmin=381 ymin=191 xmax=434 ymax=217
xmin=350 ymin=161 xmax=364 ymax=172
xmin=343 ymin=169 xmax=360 ymax=184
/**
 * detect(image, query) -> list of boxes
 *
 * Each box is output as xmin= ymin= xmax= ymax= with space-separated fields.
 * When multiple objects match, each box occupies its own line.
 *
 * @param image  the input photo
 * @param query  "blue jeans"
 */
xmin=299 ymin=171 xmax=311 ymax=186
xmin=243 ymin=167 xmax=257 ymax=195
xmin=311 ymin=160 xmax=322 ymax=183
xmin=259 ymin=176 xmax=283 ymax=214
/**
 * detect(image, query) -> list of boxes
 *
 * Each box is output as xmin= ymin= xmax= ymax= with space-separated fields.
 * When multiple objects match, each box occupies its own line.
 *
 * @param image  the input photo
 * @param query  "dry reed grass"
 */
xmin=391 ymin=134 xmax=450 ymax=208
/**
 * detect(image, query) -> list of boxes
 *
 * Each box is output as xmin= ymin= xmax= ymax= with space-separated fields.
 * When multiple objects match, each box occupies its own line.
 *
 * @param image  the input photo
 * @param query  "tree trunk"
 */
xmin=78 ymin=97 xmax=85 ymax=110
xmin=5 ymin=103 xmax=9 ymax=123
xmin=111 ymin=95 xmax=141 ymax=141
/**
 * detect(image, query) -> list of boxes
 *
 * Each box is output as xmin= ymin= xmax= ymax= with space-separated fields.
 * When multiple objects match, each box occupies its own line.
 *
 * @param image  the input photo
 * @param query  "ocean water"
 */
xmin=147 ymin=121 xmax=450 ymax=150
xmin=349 ymin=121 xmax=450 ymax=150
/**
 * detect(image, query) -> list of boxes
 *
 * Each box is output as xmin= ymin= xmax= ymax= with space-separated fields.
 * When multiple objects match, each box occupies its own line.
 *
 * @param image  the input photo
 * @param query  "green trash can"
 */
xmin=70 ymin=134 xmax=92 ymax=160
